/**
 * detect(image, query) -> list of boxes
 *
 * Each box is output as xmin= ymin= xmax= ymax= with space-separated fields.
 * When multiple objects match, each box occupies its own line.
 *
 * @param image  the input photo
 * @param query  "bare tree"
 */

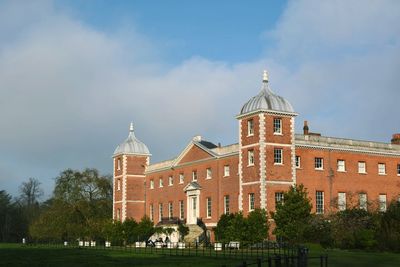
xmin=19 ymin=177 xmax=43 ymax=207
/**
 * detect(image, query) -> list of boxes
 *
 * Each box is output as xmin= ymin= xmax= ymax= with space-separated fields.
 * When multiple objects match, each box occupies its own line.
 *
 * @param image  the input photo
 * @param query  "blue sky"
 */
xmin=0 ymin=0 xmax=399 ymax=198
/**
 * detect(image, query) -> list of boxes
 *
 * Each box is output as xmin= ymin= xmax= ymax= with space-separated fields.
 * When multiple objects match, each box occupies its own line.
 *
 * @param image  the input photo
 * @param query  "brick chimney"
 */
xmin=391 ymin=133 xmax=400 ymax=145
xmin=303 ymin=120 xmax=309 ymax=135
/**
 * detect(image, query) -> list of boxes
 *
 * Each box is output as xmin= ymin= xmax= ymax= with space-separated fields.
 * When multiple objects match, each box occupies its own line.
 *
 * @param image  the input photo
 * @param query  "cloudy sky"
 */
xmin=1 ymin=0 xmax=399 ymax=198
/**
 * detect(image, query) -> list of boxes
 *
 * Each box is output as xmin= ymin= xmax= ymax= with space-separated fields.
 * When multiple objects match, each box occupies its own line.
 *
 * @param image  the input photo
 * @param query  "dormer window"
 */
xmin=247 ymin=119 xmax=254 ymax=136
xmin=273 ymin=118 xmax=282 ymax=134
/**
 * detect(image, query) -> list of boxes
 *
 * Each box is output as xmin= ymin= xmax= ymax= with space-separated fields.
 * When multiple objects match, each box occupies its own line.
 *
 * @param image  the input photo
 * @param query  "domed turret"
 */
xmin=113 ymin=122 xmax=150 ymax=156
xmin=240 ymin=71 xmax=295 ymax=115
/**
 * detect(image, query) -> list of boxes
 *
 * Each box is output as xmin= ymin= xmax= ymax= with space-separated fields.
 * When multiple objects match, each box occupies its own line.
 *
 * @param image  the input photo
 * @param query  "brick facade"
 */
xmin=112 ymin=74 xmax=400 ymax=240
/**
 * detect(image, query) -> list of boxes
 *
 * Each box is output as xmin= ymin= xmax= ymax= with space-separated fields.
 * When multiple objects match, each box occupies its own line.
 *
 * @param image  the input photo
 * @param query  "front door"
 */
xmin=187 ymin=195 xmax=198 ymax=224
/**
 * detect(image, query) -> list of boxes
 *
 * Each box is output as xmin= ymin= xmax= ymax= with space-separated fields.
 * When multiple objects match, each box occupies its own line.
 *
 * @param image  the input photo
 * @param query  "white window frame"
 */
xmin=378 ymin=163 xmax=386 ymax=175
xmin=249 ymin=193 xmax=255 ymax=212
xmin=179 ymin=200 xmax=184 ymax=220
xmin=379 ymin=194 xmax=387 ymax=212
xmin=316 ymin=191 xmax=324 ymax=214
xmin=248 ymin=150 xmax=255 ymax=166
xmin=274 ymin=148 xmax=283 ymax=165
xmin=117 ymin=158 xmax=121 ymax=171
xmin=116 ymin=208 xmax=121 ymax=221
xmin=206 ymin=197 xmax=212 ymax=218
xmin=168 ymin=202 xmax=173 ymax=219
xmin=315 ymin=157 xmax=324 ymax=170
xmin=247 ymin=119 xmax=254 ymax=136
xmin=397 ymin=164 xmax=400 ymax=176
xmin=206 ymin=168 xmax=212 ymax=179
xmin=275 ymin=192 xmax=284 ymax=208
xmin=337 ymin=160 xmax=346 ymax=172
xmin=149 ymin=204 xmax=154 ymax=221
xmin=224 ymin=165 xmax=230 ymax=177
xmin=273 ymin=118 xmax=282 ymax=134
xmin=359 ymin=193 xmax=367 ymax=210
xmin=295 ymin=156 xmax=301 ymax=168
xmin=358 ymin=161 xmax=367 ymax=174
xmin=159 ymin=178 xmax=163 ymax=188
xmin=159 ymin=203 xmax=163 ymax=222
xmin=150 ymin=179 xmax=154 ymax=189
xmin=224 ymin=195 xmax=230 ymax=214
xmin=168 ymin=176 xmax=173 ymax=186
xmin=192 ymin=170 xmax=197 ymax=181
xmin=338 ymin=192 xmax=346 ymax=211
xmin=179 ymin=173 xmax=184 ymax=184
xmin=117 ymin=179 xmax=121 ymax=191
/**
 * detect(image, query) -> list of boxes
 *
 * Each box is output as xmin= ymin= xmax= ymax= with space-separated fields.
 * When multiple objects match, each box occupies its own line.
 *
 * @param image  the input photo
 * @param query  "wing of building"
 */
xmin=112 ymin=71 xmax=400 ymax=240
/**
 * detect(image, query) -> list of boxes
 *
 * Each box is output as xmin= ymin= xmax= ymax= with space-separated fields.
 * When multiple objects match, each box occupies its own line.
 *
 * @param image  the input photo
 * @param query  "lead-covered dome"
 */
xmin=113 ymin=123 xmax=150 ymax=156
xmin=240 ymin=71 xmax=295 ymax=115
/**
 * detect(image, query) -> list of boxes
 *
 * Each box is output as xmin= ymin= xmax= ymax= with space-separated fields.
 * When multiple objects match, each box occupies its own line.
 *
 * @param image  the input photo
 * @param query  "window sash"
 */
xmin=274 ymin=148 xmax=283 ymax=164
xmin=316 ymin=191 xmax=324 ymax=214
xmin=273 ymin=118 xmax=282 ymax=134
xmin=179 ymin=174 xmax=184 ymax=184
xmin=248 ymin=150 xmax=255 ymax=166
xmin=249 ymin=193 xmax=255 ymax=211
xmin=358 ymin=162 xmax=366 ymax=173
xmin=169 ymin=176 xmax=173 ymax=186
xmin=192 ymin=171 xmax=197 ymax=181
xmin=159 ymin=204 xmax=163 ymax=221
xmin=149 ymin=204 xmax=154 ymax=221
xmin=247 ymin=119 xmax=254 ymax=136
xmin=359 ymin=193 xmax=367 ymax=210
xmin=378 ymin=163 xmax=386 ymax=174
xmin=224 ymin=165 xmax=230 ymax=176
xmin=338 ymin=192 xmax=346 ymax=211
xmin=337 ymin=160 xmax=345 ymax=172
xmin=315 ymin=158 xmax=323 ymax=169
xmin=379 ymin=194 xmax=387 ymax=212
xmin=206 ymin=168 xmax=212 ymax=179
xmin=179 ymin=201 xmax=184 ymax=220
xmin=224 ymin=195 xmax=230 ymax=214
xmin=295 ymin=156 xmax=301 ymax=168
xmin=207 ymin=198 xmax=212 ymax=218
xmin=168 ymin=202 xmax=173 ymax=218
xmin=275 ymin=192 xmax=284 ymax=208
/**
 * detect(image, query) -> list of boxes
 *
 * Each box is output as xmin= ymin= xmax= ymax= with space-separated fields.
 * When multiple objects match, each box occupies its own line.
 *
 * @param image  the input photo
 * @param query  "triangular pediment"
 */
xmin=172 ymin=140 xmax=217 ymax=166
xmin=183 ymin=181 xmax=202 ymax=192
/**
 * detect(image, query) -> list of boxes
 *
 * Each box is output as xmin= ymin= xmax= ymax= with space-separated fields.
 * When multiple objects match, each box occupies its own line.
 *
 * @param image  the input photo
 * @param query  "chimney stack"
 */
xmin=303 ymin=120 xmax=309 ymax=135
xmin=391 ymin=133 xmax=400 ymax=145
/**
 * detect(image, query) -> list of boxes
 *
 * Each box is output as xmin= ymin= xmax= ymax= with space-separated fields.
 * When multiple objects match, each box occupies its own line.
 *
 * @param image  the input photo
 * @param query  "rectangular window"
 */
xmin=150 ymin=179 xmax=154 ymax=189
xmin=117 ymin=158 xmax=121 ymax=171
xmin=248 ymin=150 xmax=255 ymax=166
xmin=397 ymin=164 xmax=400 ymax=175
xmin=149 ymin=204 xmax=154 ymax=221
xmin=338 ymin=192 xmax=346 ymax=211
xmin=316 ymin=191 xmax=324 ymax=214
xmin=315 ymin=157 xmax=324 ymax=170
xmin=295 ymin=156 xmax=301 ymax=168
xmin=247 ymin=119 xmax=254 ymax=136
xmin=224 ymin=195 xmax=230 ymax=214
xmin=206 ymin=197 xmax=212 ymax=218
xmin=224 ymin=165 xmax=230 ymax=177
xmin=168 ymin=202 xmax=173 ymax=219
xmin=192 ymin=170 xmax=197 ymax=181
xmin=179 ymin=173 xmax=184 ymax=184
xmin=179 ymin=200 xmax=184 ymax=220
xmin=275 ymin=192 xmax=284 ymax=208
xmin=168 ymin=176 xmax=173 ymax=186
xmin=273 ymin=118 xmax=282 ymax=134
xmin=159 ymin=178 xmax=163 ymax=187
xmin=159 ymin=203 xmax=163 ymax=222
xmin=206 ymin=168 xmax=212 ymax=179
xmin=378 ymin=163 xmax=386 ymax=175
xmin=358 ymin=161 xmax=366 ymax=174
xmin=337 ymin=160 xmax=346 ymax=172
xmin=379 ymin=194 xmax=387 ymax=212
xmin=249 ymin=193 xmax=255 ymax=211
xmin=274 ymin=148 xmax=283 ymax=164
xmin=359 ymin=193 xmax=367 ymax=210
xmin=117 ymin=179 xmax=121 ymax=191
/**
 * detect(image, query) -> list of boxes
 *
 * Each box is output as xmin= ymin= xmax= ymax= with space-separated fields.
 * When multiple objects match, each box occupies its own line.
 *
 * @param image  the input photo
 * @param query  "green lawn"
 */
xmin=0 ymin=243 xmax=399 ymax=267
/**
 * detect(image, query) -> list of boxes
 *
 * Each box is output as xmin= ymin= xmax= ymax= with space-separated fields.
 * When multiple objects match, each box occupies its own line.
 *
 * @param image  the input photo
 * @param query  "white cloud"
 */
xmin=0 ymin=0 xmax=399 ymax=197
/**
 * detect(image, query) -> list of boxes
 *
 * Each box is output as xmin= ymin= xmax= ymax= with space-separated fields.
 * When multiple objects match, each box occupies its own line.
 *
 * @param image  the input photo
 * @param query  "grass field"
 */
xmin=0 ymin=243 xmax=399 ymax=267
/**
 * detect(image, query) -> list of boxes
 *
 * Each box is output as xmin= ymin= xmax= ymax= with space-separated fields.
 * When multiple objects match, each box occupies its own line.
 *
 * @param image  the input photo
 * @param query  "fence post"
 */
xmin=257 ymin=258 xmax=262 ymax=267
xmin=275 ymin=255 xmax=282 ymax=267
xmin=268 ymin=257 xmax=272 ymax=267
xmin=242 ymin=261 xmax=247 ymax=267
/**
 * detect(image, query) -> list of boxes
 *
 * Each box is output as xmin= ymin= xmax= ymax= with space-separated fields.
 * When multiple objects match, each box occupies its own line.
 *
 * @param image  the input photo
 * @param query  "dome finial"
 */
xmin=263 ymin=70 xmax=269 ymax=83
xmin=129 ymin=122 xmax=134 ymax=132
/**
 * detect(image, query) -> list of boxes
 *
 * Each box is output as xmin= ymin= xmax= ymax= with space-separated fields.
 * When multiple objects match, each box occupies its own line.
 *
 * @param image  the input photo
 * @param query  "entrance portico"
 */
xmin=183 ymin=182 xmax=201 ymax=225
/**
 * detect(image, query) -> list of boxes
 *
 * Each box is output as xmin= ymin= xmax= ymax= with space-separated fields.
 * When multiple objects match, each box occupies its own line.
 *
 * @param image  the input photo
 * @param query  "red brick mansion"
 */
xmin=112 ymin=71 xmax=400 ymax=238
